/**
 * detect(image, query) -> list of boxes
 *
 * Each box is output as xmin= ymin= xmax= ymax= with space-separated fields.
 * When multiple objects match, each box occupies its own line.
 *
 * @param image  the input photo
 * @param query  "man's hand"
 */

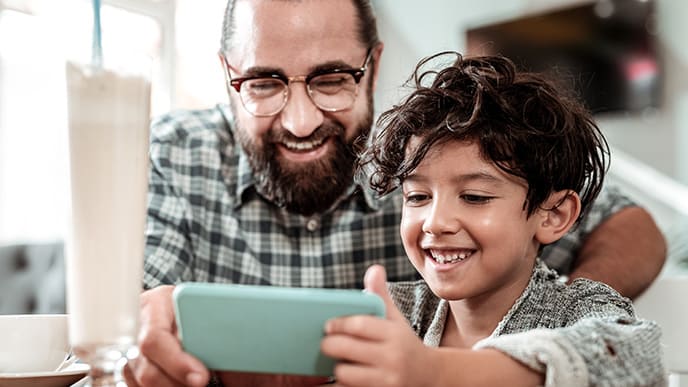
xmin=123 ymin=285 xmax=210 ymax=387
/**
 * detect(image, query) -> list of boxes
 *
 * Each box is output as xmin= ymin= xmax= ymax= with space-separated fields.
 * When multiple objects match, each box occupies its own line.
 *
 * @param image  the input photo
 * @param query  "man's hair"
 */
xmin=220 ymin=0 xmax=380 ymax=53
xmin=361 ymin=52 xmax=608 ymax=222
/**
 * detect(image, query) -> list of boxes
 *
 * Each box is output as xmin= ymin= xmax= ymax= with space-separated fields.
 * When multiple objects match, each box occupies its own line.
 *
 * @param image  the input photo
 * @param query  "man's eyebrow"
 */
xmin=242 ymin=59 xmax=356 ymax=78
xmin=240 ymin=66 xmax=286 ymax=78
xmin=311 ymin=60 xmax=356 ymax=73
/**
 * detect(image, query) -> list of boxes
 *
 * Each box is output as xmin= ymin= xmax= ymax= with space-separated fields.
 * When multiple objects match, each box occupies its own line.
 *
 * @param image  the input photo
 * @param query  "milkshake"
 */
xmin=65 ymin=60 xmax=150 ymax=378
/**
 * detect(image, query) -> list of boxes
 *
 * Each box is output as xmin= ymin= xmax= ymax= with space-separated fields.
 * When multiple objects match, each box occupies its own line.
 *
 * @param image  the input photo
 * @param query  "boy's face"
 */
xmin=400 ymin=139 xmax=545 ymax=303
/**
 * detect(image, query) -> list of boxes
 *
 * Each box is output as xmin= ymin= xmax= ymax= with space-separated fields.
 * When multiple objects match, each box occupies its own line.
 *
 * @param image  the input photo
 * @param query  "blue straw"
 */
xmin=91 ymin=0 xmax=103 ymax=68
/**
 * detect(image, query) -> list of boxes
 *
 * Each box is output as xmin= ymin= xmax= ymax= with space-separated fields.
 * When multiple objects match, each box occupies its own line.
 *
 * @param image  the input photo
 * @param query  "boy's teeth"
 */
xmin=430 ymin=250 xmax=472 ymax=264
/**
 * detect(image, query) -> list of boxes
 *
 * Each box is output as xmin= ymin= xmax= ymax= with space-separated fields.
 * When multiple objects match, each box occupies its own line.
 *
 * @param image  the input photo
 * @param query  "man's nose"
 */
xmin=279 ymin=83 xmax=324 ymax=138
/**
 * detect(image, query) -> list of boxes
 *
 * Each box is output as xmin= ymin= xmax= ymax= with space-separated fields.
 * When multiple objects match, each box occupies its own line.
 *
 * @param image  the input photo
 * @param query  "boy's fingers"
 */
xmin=363 ymin=264 xmax=406 ymax=322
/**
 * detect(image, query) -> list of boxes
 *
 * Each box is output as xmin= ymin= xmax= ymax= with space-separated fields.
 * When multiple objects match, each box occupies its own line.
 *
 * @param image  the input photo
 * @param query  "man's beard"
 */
xmin=234 ymin=105 xmax=373 ymax=216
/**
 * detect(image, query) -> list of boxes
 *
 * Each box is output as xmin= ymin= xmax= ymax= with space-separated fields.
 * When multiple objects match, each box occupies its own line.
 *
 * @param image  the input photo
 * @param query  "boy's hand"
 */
xmin=320 ymin=265 xmax=436 ymax=387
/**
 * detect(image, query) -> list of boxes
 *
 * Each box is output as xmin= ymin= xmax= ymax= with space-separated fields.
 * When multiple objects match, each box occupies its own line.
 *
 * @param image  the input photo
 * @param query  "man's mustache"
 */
xmin=267 ymin=122 xmax=345 ymax=144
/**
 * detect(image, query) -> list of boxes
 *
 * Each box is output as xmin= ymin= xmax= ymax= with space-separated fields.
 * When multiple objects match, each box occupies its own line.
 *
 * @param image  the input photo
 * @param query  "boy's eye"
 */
xmin=461 ymin=194 xmax=493 ymax=204
xmin=404 ymin=193 xmax=429 ymax=205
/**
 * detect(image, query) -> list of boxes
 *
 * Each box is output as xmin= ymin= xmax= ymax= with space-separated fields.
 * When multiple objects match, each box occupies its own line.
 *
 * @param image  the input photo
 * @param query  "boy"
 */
xmin=321 ymin=53 xmax=665 ymax=386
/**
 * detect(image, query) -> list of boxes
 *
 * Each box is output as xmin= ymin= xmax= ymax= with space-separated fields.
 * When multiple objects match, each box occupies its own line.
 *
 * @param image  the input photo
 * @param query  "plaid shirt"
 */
xmin=143 ymin=105 xmax=635 ymax=290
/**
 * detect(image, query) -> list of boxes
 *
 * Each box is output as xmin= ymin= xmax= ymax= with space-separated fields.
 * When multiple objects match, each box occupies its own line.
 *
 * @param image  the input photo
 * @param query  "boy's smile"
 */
xmin=400 ymin=139 xmax=543 ymax=306
xmin=425 ymin=248 xmax=475 ymax=265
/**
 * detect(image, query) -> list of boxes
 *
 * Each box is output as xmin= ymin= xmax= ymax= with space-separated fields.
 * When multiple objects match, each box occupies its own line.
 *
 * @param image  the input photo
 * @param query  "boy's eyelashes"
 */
xmin=460 ymin=194 xmax=494 ymax=204
xmin=401 ymin=192 xmax=496 ymax=205
xmin=403 ymin=193 xmax=430 ymax=205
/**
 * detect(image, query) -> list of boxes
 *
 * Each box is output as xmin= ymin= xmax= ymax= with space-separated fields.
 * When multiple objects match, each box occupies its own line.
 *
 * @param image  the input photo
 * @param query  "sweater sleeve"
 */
xmin=474 ymin=328 xmax=588 ymax=386
xmin=474 ymin=288 xmax=667 ymax=387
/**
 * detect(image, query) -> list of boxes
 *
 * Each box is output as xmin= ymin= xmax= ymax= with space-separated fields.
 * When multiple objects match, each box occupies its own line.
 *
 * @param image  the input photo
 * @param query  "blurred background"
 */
xmin=0 ymin=0 xmax=686 ymax=307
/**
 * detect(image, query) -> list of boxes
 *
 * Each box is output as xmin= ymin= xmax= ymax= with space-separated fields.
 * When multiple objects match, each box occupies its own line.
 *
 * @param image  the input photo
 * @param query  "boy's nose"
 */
xmin=279 ymin=83 xmax=324 ymax=138
xmin=422 ymin=200 xmax=462 ymax=235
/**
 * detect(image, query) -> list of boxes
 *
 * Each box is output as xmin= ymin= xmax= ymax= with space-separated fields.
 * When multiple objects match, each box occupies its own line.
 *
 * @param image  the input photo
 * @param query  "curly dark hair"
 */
xmin=359 ymin=52 xmax=608 ymax=222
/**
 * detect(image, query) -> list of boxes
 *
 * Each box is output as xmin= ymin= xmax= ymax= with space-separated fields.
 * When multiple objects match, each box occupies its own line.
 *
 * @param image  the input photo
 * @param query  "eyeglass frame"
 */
xmin=220 ymin=48 xmax=373 ymax=117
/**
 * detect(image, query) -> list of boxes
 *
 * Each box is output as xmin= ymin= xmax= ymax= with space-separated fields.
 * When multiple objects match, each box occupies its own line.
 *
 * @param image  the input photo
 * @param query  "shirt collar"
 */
xmin=235 ymin=145 xmax=256 ymax=207
xmin=359 ymin=182 xmax=384 ymax=211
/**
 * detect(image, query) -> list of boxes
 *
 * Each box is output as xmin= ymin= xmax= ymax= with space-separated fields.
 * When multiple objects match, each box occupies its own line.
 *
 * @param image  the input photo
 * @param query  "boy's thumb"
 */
xmin=363 ymin=264 xmax=405 ymax=322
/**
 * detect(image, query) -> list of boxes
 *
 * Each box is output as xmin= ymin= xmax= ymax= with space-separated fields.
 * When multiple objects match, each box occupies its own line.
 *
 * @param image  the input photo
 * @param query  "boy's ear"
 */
xmin=535 ymin=190 xmax=581 ymax=245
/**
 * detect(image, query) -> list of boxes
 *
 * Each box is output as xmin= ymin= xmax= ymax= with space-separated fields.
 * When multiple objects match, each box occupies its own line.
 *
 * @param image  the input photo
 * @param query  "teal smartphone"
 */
xmin=172 ymin=282 xmax=385 ymax=376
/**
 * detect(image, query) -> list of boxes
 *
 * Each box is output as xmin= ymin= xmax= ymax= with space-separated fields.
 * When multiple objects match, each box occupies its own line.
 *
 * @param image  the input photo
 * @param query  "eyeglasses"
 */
xmin=223 ymin=48 xmax=372 ymax=117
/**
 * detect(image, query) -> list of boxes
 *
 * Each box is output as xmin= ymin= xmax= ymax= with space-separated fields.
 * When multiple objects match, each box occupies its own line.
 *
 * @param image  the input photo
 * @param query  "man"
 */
xmin=125 ymin=1 xmax=666 ymax=386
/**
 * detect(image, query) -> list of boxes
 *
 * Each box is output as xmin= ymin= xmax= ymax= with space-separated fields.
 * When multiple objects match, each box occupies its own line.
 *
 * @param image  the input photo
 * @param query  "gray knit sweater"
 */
xmin=388 ymin=261 xmax=667 ymax=386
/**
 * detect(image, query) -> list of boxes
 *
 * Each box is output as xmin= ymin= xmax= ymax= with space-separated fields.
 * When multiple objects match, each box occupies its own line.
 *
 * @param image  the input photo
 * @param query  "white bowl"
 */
xmin=0 ymin=314 xmax=70 ymax=373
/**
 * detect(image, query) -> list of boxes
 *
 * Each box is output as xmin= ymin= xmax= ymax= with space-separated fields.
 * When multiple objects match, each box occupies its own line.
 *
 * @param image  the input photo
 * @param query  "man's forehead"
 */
xmin=228 ymin=0 xmax=364 ymax=73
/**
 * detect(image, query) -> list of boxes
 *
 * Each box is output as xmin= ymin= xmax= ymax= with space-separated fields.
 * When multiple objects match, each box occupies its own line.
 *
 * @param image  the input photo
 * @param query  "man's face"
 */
xmin=224 ymin=0 xmax=380 ymax=215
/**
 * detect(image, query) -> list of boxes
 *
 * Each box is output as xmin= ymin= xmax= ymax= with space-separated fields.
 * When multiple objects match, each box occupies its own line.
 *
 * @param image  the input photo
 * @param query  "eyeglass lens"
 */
xmin=239 ymin=72 xmax=359 ymax=116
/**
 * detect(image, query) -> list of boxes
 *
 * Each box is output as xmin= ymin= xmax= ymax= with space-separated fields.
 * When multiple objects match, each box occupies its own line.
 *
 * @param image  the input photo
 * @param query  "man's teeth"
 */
xmin=430 ymin=250 xmax=473 ymax=264
xmin=282 ymin=138 xmax=325 ymax=151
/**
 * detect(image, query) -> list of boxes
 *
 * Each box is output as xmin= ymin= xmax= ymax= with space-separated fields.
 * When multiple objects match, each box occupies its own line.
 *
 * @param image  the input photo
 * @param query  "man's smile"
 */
xmin=276 ymin=137 xmax=333 ymax=162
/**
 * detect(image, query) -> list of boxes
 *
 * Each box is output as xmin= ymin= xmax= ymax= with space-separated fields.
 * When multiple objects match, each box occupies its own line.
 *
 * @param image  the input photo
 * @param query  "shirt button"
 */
xmin=306 ymin=218 xmax=319 ymax=232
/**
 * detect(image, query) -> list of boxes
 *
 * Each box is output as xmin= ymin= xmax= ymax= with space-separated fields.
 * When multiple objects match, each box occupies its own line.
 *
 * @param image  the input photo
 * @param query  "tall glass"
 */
xmin=65 ymin=58 xmax=151 ymax=386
